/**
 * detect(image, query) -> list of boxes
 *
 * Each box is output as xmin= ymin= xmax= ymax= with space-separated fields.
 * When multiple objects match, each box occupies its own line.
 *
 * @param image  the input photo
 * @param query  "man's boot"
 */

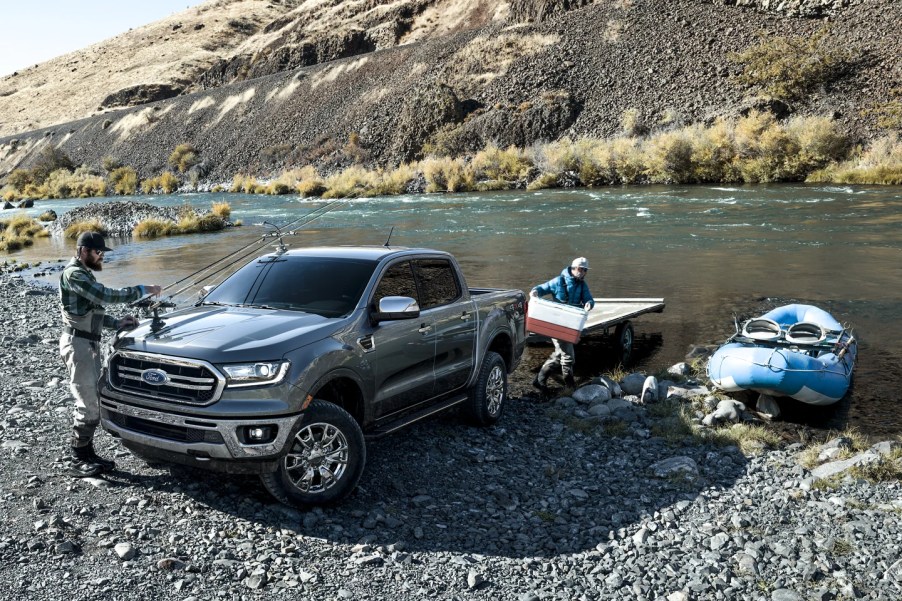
xmin=82 ymin=442 xmax=116 ymax=471
xmin=532 ymin=364 xmax=554 ymax=396
xmin=69 ymin=445 xmax=104 ymax=478
xmin=563 ymin=374 xmax=576 ymax=389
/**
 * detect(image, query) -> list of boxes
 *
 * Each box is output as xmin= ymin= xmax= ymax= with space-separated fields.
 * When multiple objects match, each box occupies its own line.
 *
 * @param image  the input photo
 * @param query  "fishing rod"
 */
xmin=161 ymin=199 xmax=346 ymax=296
xmin=131 ymin=199 xmax=348 ymax=326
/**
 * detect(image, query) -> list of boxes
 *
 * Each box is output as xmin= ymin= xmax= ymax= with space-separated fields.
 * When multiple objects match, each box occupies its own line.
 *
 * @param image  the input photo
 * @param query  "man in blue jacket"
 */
xmin=530 ymin=257 xmax=595 ymax=393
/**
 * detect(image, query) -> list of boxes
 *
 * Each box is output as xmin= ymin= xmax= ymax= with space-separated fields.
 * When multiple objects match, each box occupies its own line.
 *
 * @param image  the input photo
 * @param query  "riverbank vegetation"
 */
xmin=132 ymin=202 xmax=234 ymax=238
xmin=2 ymin=114 xmax=901 ymax=203
xmin=0 ymin=214 xmax=49 ymax=251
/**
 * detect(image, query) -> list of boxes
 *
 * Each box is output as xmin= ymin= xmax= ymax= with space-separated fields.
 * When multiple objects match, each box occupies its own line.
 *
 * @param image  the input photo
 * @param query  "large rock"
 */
xmin=100 ymin=84 xmax=182 ymax=109
xmin=810 ymin=451 xmax=881 ymax=480
xmin=620 ymin=373 xmax=647 ymax=396
xmin=702 ymin=399 xmax=746 ymax=426
xmin=651 ymin=456 xmax=699 ymax=480
xmin=572 ymin=384 xmax=611 ymax=404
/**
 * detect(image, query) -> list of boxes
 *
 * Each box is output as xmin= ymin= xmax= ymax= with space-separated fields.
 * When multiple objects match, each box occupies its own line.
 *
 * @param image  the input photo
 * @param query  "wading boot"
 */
xmin=532 ymin=365 xmax=554 ymax=398
xmin=69 ymin=446 xmax=103 ymax=478
xmin=563 ymin=374 xmax=576 ymax=390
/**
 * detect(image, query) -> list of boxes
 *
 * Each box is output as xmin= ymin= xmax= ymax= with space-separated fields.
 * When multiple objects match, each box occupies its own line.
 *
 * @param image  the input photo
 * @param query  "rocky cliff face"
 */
xmin=0 ymin=0 xmax=899 ymax=184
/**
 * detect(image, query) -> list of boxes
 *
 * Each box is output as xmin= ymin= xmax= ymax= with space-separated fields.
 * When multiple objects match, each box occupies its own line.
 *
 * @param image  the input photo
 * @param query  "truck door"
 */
xmin=368 ymin=260 xmax=436 ymax=417
xmin=414 ymin=258 xmax=476 ymax=395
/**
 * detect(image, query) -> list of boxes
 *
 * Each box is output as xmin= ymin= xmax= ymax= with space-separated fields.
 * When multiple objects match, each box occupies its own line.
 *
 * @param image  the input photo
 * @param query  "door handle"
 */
xmin=418 ymin=324 xmax=432 ymax=334
xmin=460 ymin=311 xmax=471 ymax=321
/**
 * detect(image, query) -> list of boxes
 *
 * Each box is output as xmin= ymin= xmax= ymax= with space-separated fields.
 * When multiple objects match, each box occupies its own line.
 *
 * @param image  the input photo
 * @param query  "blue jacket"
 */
xmin=532 ymin=267 xmax=595 ymax=309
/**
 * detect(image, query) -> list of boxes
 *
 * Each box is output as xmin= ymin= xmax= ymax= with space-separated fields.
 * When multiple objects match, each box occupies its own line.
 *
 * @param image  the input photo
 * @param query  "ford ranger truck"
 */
xmin=99 ymin=246 xmax=526 ymax=507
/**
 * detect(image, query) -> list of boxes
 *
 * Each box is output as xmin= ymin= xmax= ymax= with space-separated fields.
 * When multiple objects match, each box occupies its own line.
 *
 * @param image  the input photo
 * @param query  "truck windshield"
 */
xmin=203 ymin=256 xmax=379 ymax=318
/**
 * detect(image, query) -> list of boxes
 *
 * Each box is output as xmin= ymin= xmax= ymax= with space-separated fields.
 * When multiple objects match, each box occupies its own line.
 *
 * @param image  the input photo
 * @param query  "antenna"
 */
xmin=383 ymin=226 xmax=395 ymax=247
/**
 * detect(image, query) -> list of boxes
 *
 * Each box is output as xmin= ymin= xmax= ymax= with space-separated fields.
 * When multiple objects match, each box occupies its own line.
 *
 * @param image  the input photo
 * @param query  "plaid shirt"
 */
xmin=59 ymin=258 xmax=145 ymax=329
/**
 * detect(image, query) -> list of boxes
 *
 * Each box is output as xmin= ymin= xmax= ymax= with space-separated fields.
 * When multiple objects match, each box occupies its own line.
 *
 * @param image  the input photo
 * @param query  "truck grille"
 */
xmin=109 ymin=351 xmax=225 ymax=406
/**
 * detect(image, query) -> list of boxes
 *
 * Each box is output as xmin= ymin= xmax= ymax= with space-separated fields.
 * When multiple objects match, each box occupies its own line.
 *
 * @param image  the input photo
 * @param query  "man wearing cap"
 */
xmin=59 ymin=231 xmax=162 ymax=477
xmin=529 ymin=257 xmax=595 ymax=394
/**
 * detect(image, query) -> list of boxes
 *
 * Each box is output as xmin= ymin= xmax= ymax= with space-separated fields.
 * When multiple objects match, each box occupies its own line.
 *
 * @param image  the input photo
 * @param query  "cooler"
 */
xmin=526 ymin=298 xmax=588 ymax=344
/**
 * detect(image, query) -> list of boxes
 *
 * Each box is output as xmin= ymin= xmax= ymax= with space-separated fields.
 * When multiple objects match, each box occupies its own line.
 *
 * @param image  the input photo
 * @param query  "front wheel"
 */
xmin=464 ymin=351 xmax=507 ymax=426
xmin=260 ymin=400 xmax=365 ymax=508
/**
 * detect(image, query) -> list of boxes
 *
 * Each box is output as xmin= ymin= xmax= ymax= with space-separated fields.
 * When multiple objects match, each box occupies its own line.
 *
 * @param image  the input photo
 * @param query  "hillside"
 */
xmin=0 ymin=0 xmax=899 ymax=184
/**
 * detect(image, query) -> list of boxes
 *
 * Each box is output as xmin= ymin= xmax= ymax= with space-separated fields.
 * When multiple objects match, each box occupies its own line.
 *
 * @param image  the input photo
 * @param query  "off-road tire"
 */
xmin=464 ymin=351 xmax=507 ymax=426
xmin=260 ymin=400 xmax=365 ymax=508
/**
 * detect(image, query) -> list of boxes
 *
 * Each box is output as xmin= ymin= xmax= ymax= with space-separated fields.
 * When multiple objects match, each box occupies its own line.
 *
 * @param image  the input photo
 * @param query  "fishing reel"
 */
xmin=131 ymin=293 xmax=178 ymax=333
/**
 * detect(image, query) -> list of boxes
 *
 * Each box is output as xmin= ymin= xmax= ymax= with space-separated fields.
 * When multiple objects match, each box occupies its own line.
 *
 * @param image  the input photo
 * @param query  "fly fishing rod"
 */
xmin=130 ymin=199 xmax=348 ymax=326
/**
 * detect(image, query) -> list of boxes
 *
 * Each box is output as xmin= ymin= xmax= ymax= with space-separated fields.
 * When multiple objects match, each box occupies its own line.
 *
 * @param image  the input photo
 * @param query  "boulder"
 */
xmin=668 ymin=362 xmax=690 ymax=376
xmin=640 ymin=375 xmax=658 ymax=403
xmin=702 ymin=399 xmax=746 ymax=426
xmin=619 ymin=373 xmax=647 ymax=396
xmin=572 ymin=384 xmax=611 ymax=404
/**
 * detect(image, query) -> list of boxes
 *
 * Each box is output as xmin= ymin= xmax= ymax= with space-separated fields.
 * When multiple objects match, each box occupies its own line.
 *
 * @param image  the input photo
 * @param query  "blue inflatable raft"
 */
xmin=707 ymin=304 xmax=857 ymax=406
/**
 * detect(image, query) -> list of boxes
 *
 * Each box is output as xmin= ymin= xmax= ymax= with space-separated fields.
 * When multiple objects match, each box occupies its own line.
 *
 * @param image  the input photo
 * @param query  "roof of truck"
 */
xmin=270 ymin=246 xmax=450 ymax=261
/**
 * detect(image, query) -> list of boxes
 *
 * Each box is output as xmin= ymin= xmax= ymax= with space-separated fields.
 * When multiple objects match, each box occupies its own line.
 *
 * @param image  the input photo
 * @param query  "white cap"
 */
xmin=571 ymin=257 xmax=589 ymax=270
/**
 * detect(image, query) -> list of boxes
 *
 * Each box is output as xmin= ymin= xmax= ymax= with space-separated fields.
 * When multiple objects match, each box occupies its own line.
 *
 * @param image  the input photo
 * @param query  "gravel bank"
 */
xmin=1 ymin=275 xmax=900 ymax=601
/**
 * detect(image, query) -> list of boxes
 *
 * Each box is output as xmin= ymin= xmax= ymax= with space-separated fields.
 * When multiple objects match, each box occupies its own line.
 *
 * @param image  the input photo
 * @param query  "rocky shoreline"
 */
xmin=1 ymin=274 xmax=900 ymax=601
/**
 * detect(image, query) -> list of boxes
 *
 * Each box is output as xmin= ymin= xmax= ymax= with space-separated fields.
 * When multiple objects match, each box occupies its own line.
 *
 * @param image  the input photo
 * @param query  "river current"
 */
xmin=9 ymin=184 xmax=902 ymax=436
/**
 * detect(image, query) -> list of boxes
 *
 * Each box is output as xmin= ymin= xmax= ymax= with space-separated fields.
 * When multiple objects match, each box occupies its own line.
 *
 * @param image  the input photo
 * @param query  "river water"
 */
xmin=9 ymin=184 xmax=902 ymax=436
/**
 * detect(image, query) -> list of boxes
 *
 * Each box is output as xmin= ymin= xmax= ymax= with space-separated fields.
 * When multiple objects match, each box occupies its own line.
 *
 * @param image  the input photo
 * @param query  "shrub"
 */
xmin=6 ymin=169 xmax=33 ymax=190
xmin=133 ymin=219 xmax=176 ymax=238
xmin=322 ymin=166 xmax=378 ymax=198
xmin=646 ymin=130 xmax=695 ymax=183
xmin=211 ymin=202 xmax=231 ymax=219
xmin=140 ymin=176 xmax=160 ymax=194
xmin=867 ymin=88 xmax=902 ymax=131
xmin=45 ymin=167 xmax=108 ymax=199
xmin=30 ymin=146 xmax=74 ymax=183
xmin=102 ymin=156 xmax=123 ymax=172
xmin=807 ymin=133 xmax=902 ymax=184
xmin=297 ymin=179 xmax=327 ymax=197
xmin=109 ymin=166 xmax=138 ymax=195
xmin=38 ymin=211 xmax=57 ymax=222
xmin=621 ymin=108 xmax=648 ymax=137
xmin=168 ymin=143 xmax=201 ymax=173
xmin=471 ymin=145 xmax=533 ymax=183
xmin=421 ymin=157 xmax=475 ymax=193
xmin=729 ymin=27 xmax=854 ymax=103
xmin=64 ymin=220 xmax=108 ymax=239
xmin=159 ymin=171 xmax=179 ymax=194
xmin=369 ymin=163 xmax=418 ymax=196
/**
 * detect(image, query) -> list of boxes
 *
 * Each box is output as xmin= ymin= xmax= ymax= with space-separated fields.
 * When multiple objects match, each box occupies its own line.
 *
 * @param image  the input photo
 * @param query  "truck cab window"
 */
xmin=373 ymin=261 xmax=419 ymax=307
xmin=414 ymin=259 xmax=461 ymax=310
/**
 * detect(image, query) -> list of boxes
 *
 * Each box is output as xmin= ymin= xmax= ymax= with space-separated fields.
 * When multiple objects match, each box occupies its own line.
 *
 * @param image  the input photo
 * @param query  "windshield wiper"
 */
xmin=240 ymin=303 xmax=279 ymax=310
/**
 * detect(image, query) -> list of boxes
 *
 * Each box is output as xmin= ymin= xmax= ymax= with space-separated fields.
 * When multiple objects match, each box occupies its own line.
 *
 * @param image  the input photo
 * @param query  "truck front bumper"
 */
xmin=99 ymin=397 xmax=301 ymax=474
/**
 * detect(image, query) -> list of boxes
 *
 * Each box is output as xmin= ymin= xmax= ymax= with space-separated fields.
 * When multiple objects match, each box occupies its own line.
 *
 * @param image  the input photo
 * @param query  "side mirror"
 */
xmin=372 ymin=296 xmax=420 ymax=322
xmin=198 ymin=285 xmax=215 ymax=300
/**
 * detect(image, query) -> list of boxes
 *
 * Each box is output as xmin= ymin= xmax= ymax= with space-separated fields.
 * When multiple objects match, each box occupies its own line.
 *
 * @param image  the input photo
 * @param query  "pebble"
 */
xmin=0 ymin=272 xmax=899 ymax=600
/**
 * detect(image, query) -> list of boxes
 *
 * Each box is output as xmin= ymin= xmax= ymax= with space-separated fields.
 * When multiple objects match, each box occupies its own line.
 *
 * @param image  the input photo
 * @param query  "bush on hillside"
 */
xmin=729 ymin=27 xmax=854 ymax=103
xmin=168 ymin=143 xmax=201 ymax=174
xmin=109 ymin=166 xmax=138 ymax=195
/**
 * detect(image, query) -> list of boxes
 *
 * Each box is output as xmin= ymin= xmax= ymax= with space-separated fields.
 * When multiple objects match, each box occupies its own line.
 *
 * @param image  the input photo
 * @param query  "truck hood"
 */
xmin=115 ymin=305 xmax=347 ymax=362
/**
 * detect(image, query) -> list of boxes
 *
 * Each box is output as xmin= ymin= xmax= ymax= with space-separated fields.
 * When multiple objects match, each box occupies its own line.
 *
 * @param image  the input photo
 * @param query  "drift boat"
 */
xmin=707 ymin=304 xmax=856 ymax=406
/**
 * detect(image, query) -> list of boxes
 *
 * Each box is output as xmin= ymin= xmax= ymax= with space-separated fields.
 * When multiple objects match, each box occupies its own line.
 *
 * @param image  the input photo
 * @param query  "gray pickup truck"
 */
xmin=98 ymin=246 xmax=526 ymax=507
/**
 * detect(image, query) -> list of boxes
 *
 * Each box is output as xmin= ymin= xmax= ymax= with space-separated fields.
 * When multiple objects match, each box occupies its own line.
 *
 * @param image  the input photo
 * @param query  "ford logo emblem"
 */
xmin=141 ymin=369 xmax=169 ymax=385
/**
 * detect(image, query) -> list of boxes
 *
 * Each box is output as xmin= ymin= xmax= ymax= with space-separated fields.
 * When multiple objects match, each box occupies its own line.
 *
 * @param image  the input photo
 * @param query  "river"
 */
xmin=8 ymin=184 xmax=902 ymax=436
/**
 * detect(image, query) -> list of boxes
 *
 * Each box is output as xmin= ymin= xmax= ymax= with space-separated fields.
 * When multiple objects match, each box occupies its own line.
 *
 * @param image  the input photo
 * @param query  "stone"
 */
xmin=668 ymin=362 xmax=690 ymax=376
xmin=810 ymin=451 xmax=881 ymax=480
xmin=620 ymin=373 xmax=647 ymax=395
xmin=651 ymin=456 xmax=699 ymax=480
xmin=755 ymin=394 xmax=780 ymax=418
xmin=467 ymin=568 xmax=486 ymax=589
xmin=640 ymin=376 xmax=658 ymax=403
xmin=771 ymin=589 xmax=802 ymax=601
xmin=114 ymin=542 xmax=136 ymax=561
xmin=871 ymin=440 xmax=901 ymax=457
xmin=702 ymin=399 xmax=745 ymax=426
xmin=572 ymin=384 xmax=611 ymax=404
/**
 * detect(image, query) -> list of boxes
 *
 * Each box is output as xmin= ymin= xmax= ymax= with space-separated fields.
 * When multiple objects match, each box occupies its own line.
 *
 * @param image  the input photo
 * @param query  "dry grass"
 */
xmin=807 ymin=133 xmax=902 ymax=185
xmin=211 ymin=202 xmax=231 ymax=219
xmin=133 ymin=219 xmax=176 ymax=238
xmin=0 ymin=214 xmax=49 ymax=252
xmin=63 ymin=220 xmax=108 ymax=239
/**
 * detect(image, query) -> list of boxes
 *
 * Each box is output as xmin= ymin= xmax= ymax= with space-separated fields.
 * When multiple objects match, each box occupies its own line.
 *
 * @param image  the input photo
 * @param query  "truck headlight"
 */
xmin=220 ymin=361 xmax=290 ymax=387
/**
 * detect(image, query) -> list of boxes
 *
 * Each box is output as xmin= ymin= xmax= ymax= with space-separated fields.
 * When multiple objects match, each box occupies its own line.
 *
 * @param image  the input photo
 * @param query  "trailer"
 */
xmin=528 ymin=298 xmax=665 ymax=364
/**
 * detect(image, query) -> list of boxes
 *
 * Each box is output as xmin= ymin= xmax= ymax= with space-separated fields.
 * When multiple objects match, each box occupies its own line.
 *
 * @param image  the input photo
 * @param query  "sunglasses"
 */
xmin=90 ymin=249 xmax=105 ymax=257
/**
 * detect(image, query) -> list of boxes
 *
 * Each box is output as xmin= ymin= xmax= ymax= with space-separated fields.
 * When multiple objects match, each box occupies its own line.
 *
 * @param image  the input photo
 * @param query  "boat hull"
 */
xmin=707 ymin=304 xmax=856 ymax=406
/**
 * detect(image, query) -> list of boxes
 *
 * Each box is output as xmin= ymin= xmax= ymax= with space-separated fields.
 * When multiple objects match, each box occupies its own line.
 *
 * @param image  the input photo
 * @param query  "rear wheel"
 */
xmin=614 ymin=321 xmax=634 ymax=365
xmin=261 ymin=400 xmax=365 ymax=508
xmin=464 ymin=351 xmax=507 ymax=426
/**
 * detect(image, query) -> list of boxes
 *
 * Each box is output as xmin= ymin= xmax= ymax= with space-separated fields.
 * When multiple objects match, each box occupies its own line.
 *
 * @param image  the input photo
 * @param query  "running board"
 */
xmin=365 ymin=396 xmax=467 ymax=440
